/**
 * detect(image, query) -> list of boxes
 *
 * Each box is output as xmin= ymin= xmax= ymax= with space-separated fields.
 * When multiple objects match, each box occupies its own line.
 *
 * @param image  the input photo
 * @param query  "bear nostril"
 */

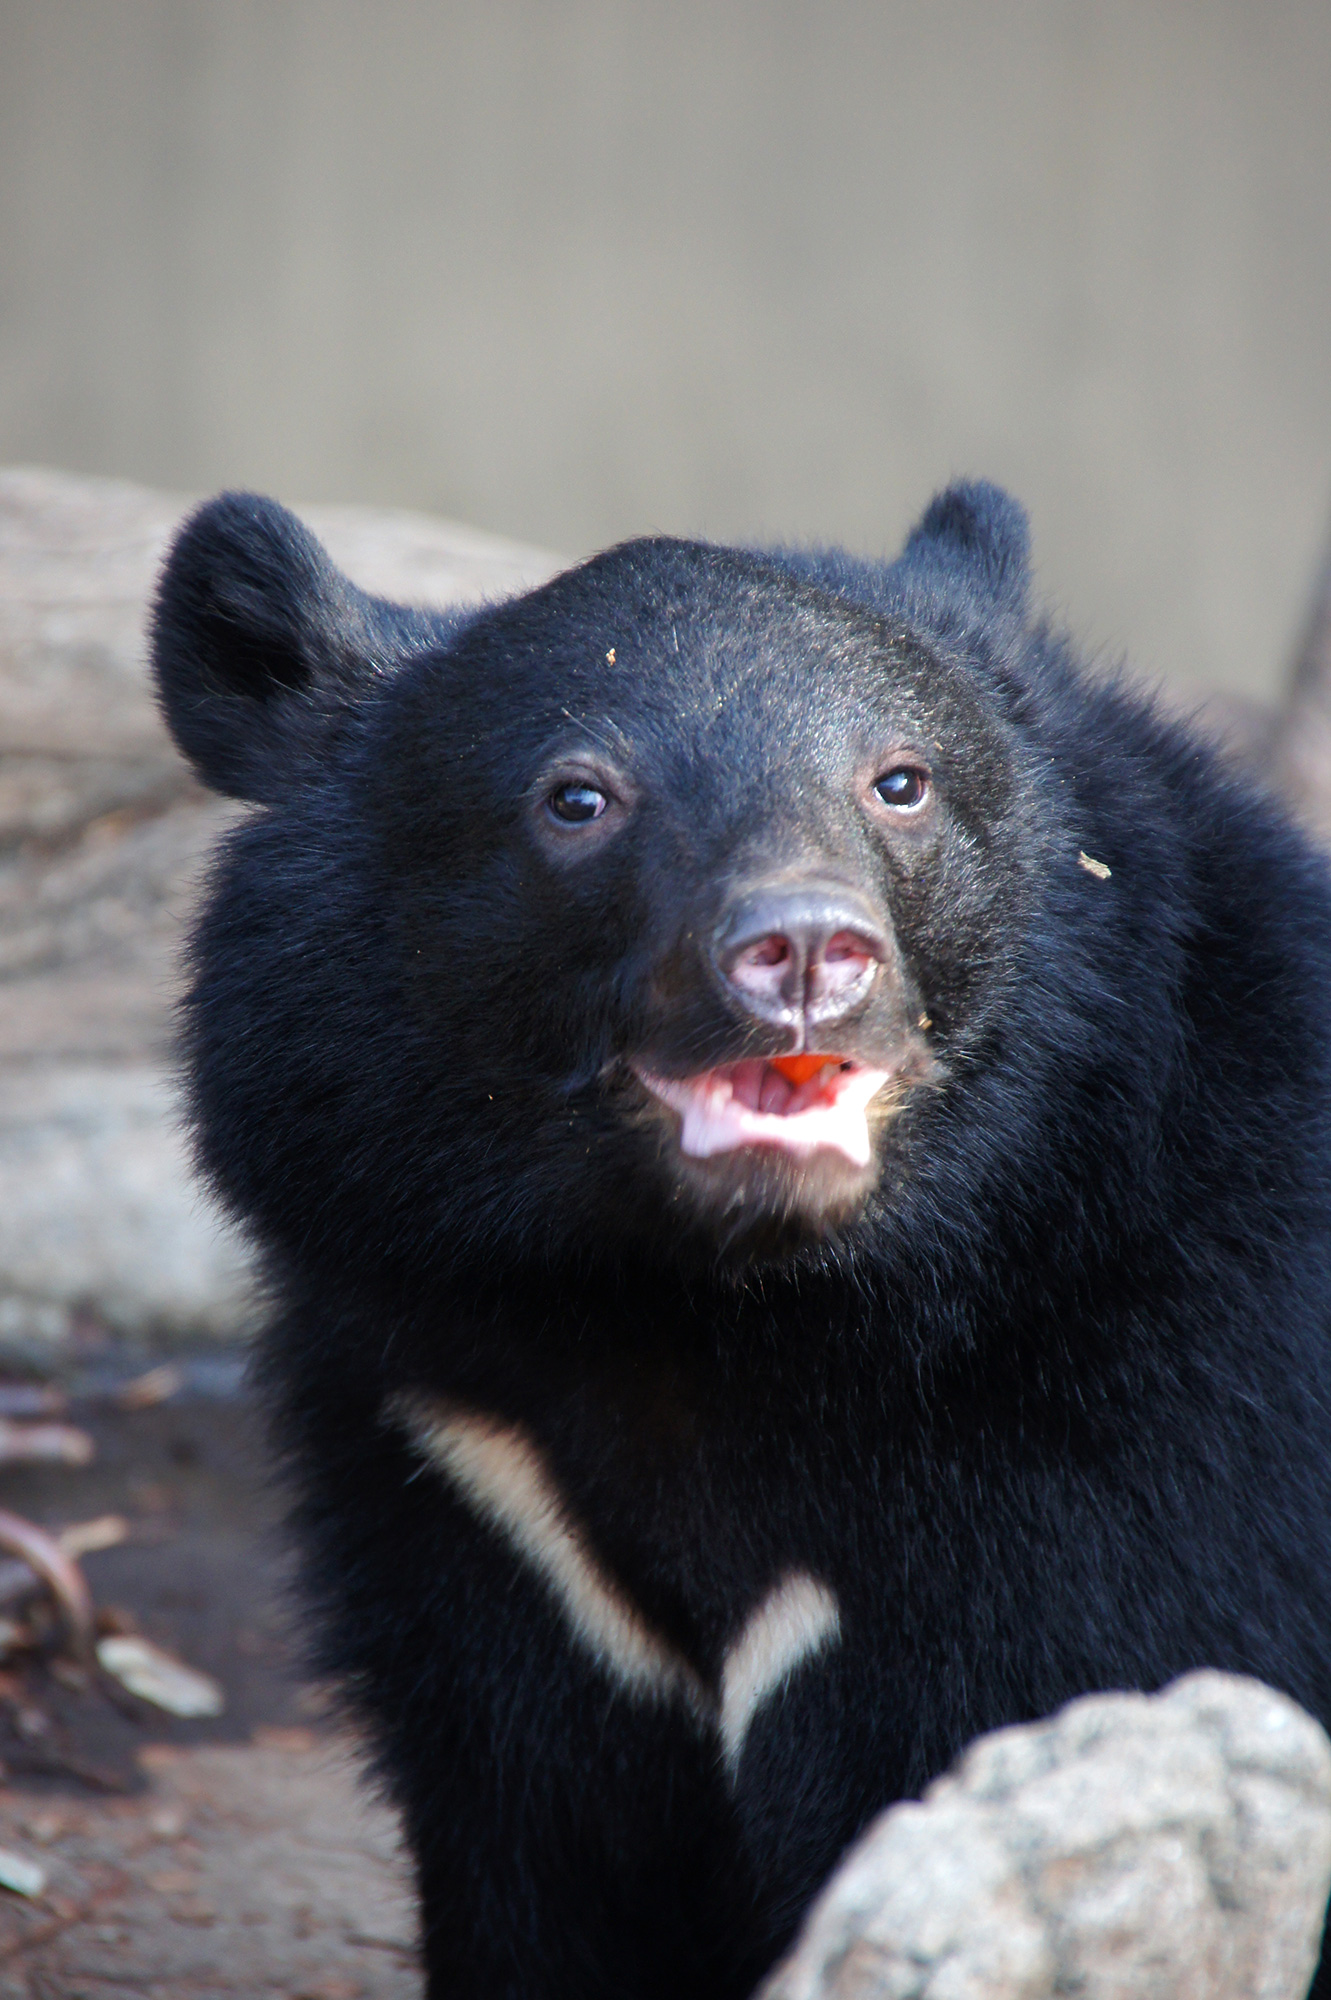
xmin=815 ymin=932 xmax=878 ymax=999
xmin=727 ymin=928 xmax=799 ymax=1008
xmin=825 ymin=932 xmax=867 ymax=962
xmin=729 ymin=935 xmax=797 ymax=1003
xmin=746 ymin=937 xmax=791 ymax=969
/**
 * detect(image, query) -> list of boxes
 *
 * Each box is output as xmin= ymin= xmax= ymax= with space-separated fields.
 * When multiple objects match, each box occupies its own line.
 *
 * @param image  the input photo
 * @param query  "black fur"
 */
xmin=153 ymin=481 xmax=1331 ymax=1997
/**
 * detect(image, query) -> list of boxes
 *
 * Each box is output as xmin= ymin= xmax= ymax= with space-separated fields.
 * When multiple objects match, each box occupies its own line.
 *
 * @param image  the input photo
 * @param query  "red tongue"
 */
xmin=770 ymin=1054 xmax=840 ymax=1086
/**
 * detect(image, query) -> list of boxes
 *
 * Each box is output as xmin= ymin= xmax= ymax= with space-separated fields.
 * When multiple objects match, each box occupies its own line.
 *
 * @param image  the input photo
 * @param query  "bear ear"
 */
xmin=901 ymin=480 xmax=1031 ymax=615
xmin=152 ymin=493 xmax=381 ymax=802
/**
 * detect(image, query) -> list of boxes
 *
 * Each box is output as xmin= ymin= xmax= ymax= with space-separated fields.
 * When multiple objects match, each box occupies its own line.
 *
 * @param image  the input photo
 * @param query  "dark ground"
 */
xmin=0 ymin=1365 xmax=420 ymax=1999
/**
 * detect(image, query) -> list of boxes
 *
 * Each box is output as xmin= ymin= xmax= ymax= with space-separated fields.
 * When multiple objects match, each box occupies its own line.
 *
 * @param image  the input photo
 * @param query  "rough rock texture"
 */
xmin=0 ymin=1734 xmax=418 ymax=1998
xmin=0 ymin=467 xmax=557 ymax=1354
xmin=759 ymin=1672 xmax=1331 ymax=2000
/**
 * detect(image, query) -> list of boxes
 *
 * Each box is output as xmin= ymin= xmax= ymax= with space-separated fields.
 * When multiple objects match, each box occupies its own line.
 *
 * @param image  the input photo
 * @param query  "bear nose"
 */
xmin=713 ymin=883 xmax=889 ymax=1031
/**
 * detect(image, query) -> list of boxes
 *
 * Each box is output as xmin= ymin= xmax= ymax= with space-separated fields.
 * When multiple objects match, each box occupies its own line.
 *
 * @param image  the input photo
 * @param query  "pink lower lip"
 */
xmin=633 ymin=1057 xmax=891 ymax=1169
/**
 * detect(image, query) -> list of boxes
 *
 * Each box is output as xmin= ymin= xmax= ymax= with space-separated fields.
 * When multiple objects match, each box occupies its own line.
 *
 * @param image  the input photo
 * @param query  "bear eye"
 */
xmin=874 ymin=766 xmax=929 ymax=810
xmin=548 ymin=782 xmax=607 ymax=824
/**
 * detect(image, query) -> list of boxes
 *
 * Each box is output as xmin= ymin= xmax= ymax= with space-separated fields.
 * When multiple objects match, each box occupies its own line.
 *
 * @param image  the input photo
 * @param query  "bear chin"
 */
xmin=658 ymin=1131 xmax=880 ymax=1262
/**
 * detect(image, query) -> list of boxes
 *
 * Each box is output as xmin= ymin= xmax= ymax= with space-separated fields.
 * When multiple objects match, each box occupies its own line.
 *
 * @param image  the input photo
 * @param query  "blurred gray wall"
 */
xmin=2 ymin=0 xmax=1330 ymax=700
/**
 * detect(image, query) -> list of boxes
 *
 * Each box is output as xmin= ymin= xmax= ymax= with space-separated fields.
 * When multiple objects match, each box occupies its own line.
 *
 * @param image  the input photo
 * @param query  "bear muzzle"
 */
xmin=631 ymin=881 xmax=928 ymax=1178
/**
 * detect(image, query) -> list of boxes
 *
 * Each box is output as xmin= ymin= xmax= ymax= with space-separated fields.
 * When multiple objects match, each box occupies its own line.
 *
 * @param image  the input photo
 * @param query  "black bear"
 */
xmin=153 ymin=482 xmax=1331 ymax=1999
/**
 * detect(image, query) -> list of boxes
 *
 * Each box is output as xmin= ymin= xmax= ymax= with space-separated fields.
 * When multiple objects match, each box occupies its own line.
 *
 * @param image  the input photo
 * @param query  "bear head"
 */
xmin=153 ymin=483 xmax=1064 ymax=1279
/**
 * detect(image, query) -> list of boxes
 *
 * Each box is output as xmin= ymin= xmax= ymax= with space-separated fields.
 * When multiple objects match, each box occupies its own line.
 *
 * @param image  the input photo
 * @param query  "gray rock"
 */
xmin=0 ymin=466 xmax=558 ymax=1353
xmin=759 ymin=1672 xmax=1331 ymax=2000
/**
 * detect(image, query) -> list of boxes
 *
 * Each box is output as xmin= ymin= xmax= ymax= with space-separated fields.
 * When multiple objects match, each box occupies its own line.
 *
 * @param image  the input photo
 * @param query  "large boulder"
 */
xmin=0 ymin=467 xmax=557 ymax=1355
xmin=760 ymin=1671 xmax=1331 ymax=2000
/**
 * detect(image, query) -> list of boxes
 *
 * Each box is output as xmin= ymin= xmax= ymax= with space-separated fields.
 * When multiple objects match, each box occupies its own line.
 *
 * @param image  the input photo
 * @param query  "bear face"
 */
xmin=369 ymin=537 xmax=1050 ymax=1256
xmin=153 ymin=486 xmax=1083 ymax=1274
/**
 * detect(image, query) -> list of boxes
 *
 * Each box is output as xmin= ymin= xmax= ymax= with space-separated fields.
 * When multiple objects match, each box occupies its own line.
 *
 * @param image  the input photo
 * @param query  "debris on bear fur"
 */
xmin=760 ymin=1672 xmax=1331 ymax=2000
xmin=0 ymin=467 xmax=557 ymax=1357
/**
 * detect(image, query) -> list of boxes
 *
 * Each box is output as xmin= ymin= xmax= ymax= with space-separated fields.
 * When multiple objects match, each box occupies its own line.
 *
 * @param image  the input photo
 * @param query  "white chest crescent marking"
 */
xmin=392 ymin=1396 xmax=841 ymax=1774
xmin=717 ymin=1569 xmax=840 ymax=1775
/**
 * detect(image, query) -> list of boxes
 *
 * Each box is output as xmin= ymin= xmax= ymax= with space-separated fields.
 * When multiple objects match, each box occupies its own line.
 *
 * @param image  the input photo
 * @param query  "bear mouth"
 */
xmin=633 ymin=1054 xmax=892 ymax=1169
